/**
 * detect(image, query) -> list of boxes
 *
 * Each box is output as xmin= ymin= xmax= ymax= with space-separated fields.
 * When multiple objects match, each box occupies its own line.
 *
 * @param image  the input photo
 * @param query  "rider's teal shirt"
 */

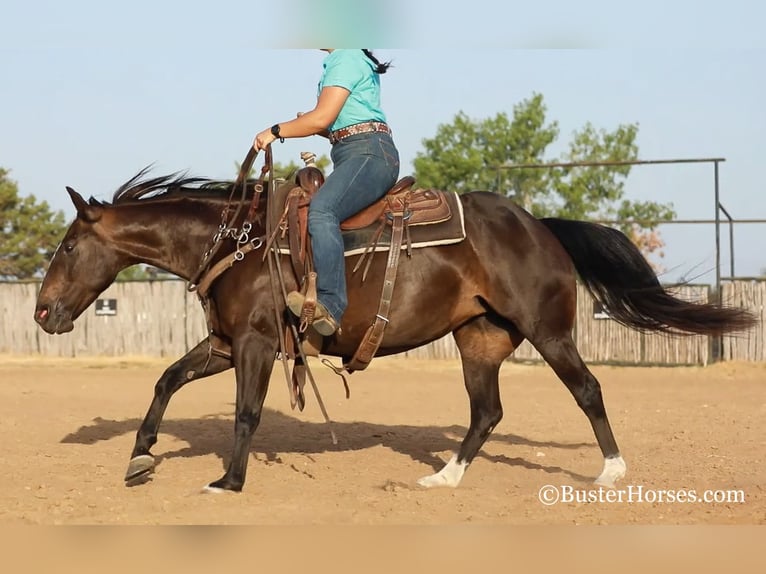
xmin=318 ymin=49 xmax=387 ymax=132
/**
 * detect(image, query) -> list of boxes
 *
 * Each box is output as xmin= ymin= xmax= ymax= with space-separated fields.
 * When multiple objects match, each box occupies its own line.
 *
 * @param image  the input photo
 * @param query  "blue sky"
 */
xmin=2 ymin=0 xmax=765 ymax=281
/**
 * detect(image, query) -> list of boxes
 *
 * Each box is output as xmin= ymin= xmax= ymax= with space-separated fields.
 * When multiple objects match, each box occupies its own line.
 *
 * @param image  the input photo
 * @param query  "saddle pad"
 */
xmin=343 ymin=191 xmax=466 ymax=255
xmin=276 ymin=191 xmax=466 ymax=257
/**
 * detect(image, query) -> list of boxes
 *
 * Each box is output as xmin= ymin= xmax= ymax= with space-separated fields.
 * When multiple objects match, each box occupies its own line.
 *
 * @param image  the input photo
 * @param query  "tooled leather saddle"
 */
xmin=270 ymin=156 xmax=466 ymax=375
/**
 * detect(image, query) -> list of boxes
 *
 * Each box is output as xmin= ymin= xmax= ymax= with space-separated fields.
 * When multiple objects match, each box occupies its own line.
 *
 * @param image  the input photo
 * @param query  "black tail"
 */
xmin=540 ymin=218 xmax=757 ymax=336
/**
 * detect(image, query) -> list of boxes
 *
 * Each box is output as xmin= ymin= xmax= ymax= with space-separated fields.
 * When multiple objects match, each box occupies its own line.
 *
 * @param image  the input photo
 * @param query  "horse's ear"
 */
xmin=66 ymin=186 xmax=102 ymax=223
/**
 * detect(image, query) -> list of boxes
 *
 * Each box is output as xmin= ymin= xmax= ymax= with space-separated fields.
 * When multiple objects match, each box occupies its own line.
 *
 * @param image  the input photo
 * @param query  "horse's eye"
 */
xmin=64 ymin=242 xmax=75 ymax=253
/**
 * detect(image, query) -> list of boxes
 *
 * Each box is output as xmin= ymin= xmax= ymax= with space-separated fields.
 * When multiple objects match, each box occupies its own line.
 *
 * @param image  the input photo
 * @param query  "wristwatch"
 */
xmin=270 ymin=124 xmax=284 ymax=143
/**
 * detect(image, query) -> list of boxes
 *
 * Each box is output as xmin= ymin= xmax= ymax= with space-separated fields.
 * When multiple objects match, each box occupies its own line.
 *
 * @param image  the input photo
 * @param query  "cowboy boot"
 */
xmin=286 ymin=291 xmax=339 ymax=336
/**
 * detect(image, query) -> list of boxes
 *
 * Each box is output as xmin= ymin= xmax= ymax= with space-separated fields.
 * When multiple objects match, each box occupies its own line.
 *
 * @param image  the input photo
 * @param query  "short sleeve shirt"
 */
xmin=318 ymin=50 xmax=387 ymax=132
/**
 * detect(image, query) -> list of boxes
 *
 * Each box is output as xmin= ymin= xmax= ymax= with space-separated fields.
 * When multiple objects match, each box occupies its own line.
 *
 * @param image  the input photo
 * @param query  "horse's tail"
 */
xmin=539 ymin=217 xmax=757 ymax=336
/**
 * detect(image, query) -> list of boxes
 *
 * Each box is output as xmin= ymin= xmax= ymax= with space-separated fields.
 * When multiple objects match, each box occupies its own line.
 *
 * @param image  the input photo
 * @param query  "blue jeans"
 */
xmin=308 ymin=131 xmax=400 ymax=323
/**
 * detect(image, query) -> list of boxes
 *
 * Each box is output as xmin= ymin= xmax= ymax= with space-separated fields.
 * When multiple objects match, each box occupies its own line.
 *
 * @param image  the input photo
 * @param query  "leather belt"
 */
xmin=329 ymin=121 xmax=391 ymax=144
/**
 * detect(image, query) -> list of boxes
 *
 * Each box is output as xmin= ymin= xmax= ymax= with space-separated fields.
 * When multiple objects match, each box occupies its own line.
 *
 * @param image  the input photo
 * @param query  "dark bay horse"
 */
xmin=34 ymin=170 xmax=755 ymax=492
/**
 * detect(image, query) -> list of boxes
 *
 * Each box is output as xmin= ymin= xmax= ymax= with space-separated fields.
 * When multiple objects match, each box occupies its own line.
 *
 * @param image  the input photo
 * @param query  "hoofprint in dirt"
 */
xmin=0 ymin=356 xmax=763 ymax=525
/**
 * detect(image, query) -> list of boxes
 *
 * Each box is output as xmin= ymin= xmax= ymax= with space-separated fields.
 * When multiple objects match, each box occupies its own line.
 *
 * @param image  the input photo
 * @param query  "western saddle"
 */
xmin=191 ymin=149 xmax=462 ymax=413
xmin=271 ymin=153 xmax=453 ymax=375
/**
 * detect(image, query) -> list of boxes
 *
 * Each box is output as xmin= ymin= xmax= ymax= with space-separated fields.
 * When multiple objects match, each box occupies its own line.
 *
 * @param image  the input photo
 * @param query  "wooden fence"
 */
xmin=2 ymin=281 xmax=207 ymax=358
xmin=721 ymin=280 xmax=766 ymax=361
xmin=2 ymin=280 xmax=764 ymax=364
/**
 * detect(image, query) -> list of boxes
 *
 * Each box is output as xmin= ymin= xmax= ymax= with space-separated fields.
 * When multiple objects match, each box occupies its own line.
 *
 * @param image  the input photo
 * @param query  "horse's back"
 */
xmin=459 ymin=191 xmax=573 ymax=269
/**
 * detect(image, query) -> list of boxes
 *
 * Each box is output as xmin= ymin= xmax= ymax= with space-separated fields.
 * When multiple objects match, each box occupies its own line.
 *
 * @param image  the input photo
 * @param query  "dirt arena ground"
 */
xmin=0 ymin=355 xmax=763 ymax=525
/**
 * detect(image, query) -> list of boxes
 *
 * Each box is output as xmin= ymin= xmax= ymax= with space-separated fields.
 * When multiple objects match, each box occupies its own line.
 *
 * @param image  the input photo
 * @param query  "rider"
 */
xmin=253 ymin=49 xmax=400 ymax=336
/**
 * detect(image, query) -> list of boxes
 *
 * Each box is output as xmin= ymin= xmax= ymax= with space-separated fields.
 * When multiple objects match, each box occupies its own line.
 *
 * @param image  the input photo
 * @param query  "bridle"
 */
xmin=187 ymin=146 xmax=270 ymax=292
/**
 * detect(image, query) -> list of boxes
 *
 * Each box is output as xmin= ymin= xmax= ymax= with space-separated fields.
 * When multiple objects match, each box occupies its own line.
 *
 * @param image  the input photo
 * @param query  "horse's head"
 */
xmin=34 ymin=187 xmax=127 ymax=334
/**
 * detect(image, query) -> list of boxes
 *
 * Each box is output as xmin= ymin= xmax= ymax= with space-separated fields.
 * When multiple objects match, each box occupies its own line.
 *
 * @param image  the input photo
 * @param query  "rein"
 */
xmin=190 ymin=144 xmax=337 ymax=443
xmin=188 ymin=146 xmax=267 ymax=291
xmin=260 ymin=148 xmax=338 ymax=443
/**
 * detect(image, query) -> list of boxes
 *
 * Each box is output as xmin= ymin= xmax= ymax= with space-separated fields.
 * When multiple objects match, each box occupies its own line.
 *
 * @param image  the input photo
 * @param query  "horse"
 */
xmin=33 ymin=167 xmax=756 ymax=493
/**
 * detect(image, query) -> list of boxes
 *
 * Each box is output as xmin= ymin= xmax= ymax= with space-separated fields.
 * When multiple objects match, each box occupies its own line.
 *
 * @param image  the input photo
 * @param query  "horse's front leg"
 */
xmin=125 ymin=338 xmax=232 ymax=483
xmin=205 ymin=326 xmax=278 ymax=493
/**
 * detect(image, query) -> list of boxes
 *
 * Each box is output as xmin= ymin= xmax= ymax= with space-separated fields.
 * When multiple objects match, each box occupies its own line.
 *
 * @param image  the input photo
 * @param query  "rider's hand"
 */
xmin=253 ymin=128 xmax=276 ymax=152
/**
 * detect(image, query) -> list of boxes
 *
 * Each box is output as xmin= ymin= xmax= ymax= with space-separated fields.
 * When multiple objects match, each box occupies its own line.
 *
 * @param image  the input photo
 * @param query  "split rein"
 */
xmin=187 ymin=145 xmax=339 ymax=444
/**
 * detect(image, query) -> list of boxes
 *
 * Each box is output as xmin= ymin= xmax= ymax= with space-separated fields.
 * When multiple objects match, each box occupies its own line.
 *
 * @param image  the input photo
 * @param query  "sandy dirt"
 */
xmin=0 ymin=355 xmax=763 ymax=525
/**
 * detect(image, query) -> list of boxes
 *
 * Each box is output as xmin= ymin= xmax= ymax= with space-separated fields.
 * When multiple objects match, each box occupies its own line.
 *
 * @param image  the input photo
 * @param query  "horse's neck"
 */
xmin=113 ymin=200 xmax=220 ymax=280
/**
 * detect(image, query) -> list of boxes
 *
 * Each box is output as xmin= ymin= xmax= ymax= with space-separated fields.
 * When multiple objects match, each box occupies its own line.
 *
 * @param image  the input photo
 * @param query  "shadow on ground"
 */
xmin=61 ymin=407 xmax=596 ymax=483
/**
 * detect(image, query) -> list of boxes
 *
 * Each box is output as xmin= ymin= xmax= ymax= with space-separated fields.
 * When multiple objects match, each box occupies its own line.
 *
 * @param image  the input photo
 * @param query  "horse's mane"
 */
xmin=110 ymin=166 xmax=241 ymax=205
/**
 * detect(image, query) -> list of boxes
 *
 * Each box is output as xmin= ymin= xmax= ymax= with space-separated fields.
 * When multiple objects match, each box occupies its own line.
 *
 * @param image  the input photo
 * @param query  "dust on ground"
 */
xmin=0 ymin=355 xmax=763 ymax=524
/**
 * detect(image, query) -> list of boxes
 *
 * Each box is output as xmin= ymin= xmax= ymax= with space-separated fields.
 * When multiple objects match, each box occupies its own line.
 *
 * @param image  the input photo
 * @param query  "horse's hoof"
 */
xmin=125 ymin=454 xmax=156 ymax=482
xmin=203 ymin=478 xmax=242 ymax=493
xmin=416 ymin=474 xmax=452 ymax=489
xmin=416 ymin=454 xmax=466 ymax=488
xmin=201 ymin=485 xmax=227 ymax=494
xmin=594 ymin=455 xmax=627 ymax=489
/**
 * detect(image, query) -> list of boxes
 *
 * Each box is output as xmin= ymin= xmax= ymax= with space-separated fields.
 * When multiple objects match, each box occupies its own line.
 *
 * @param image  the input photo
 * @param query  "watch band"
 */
xmin=271 ymin=124 xmax=284 ymax=143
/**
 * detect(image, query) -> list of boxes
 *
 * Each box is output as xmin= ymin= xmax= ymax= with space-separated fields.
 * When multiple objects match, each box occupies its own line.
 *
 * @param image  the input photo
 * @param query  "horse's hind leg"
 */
xmin=125 ymin=338 xmax=232 ymax=483
xmin=418 ymin=313 xmax=519 ymax=488
xmin=526 ymin=327 xmax=626 ymax=487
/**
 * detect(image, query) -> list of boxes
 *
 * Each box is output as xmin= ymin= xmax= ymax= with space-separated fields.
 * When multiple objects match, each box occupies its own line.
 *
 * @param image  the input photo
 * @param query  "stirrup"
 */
xmin=287 ymin=290 xmax=314 ymax=332
xmin=287 ymin=272 xmax=318 ymax=332
xmin=286 ymin=291 xmax=340 ymax=336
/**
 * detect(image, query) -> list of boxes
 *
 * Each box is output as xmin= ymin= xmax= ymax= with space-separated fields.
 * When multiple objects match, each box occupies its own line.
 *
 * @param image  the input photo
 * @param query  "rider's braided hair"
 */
xmin=362 ymin=50 xmax=391 ymax=74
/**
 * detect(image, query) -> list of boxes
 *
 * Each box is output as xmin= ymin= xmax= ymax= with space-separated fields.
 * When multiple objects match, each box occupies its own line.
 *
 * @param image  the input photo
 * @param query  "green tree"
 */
xmin=544 ymin=123 xmax=641 ymax=219
xmin=549 ymin=122 xmax=675 ymax=265
xmin=413 ymin=94 xmax=675 ymax=264
xmin=0 ymin=168 xmax=67 ymax=279
xmin=414 ymin=94 xmax=559 ymax=196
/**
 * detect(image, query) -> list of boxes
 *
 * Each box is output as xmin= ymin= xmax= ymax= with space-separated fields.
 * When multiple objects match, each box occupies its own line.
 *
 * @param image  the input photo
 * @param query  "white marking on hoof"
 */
xmin=594 ymin=455 xmax=627 ymax=488
xmin=201 ymin=485 xmax=226 ymax=494
xmin=416 ymin=454 xmax=468 ymax=488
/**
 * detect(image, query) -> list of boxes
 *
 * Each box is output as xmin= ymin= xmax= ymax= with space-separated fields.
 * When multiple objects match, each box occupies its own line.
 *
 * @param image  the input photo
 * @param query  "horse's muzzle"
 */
xmin=34 ymin=303 xmax=74 ymax=334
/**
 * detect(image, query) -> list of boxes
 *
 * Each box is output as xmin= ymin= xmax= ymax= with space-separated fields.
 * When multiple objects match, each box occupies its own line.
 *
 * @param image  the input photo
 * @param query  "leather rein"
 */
xmin=189 ymin=145 xmax=338 ymax=443
xmin=188 ymin=145 xmax=267 ymax=293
